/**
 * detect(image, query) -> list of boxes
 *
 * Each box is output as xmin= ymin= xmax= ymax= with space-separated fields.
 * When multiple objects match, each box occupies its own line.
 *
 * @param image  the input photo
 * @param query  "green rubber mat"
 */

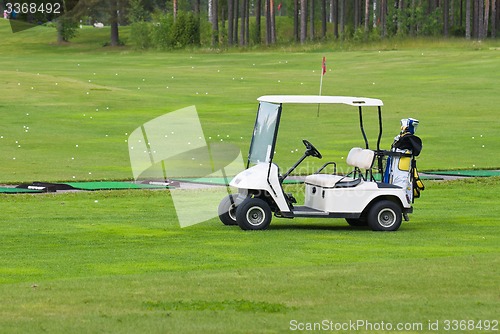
xmin=419 ymin=174 xmax=444 ymax=180
xmin=64 ymin=182 xmax=170 ymax=191
xmin=0 ymin=187 xmax=43 ymax=194
xmin=172 ymin=177 xmax=304 ymax=185
xmin=427 ymin=170 xmax=500 ymax=177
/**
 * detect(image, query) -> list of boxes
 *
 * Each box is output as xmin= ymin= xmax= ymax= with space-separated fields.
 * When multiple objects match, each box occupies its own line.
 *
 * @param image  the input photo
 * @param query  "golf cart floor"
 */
xmin=292 ymin=206 xmax=330 ymax=216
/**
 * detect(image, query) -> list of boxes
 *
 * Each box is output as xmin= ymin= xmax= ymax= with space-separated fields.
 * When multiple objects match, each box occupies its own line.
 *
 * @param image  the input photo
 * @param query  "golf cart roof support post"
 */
xmin=272 ymin=104 xmax=283 ymax=160
xmin=377 ymin=106 xmax=383 ymax=152
xmin=358 ymin=106 xmax=369 ymax=149
xmin=265 ymin=103 xmax=283 ymax=196
xmin=376 ymin=106 xmax=384 ymax=177
xmin=267 ymin=161 xmax=278 ymax=196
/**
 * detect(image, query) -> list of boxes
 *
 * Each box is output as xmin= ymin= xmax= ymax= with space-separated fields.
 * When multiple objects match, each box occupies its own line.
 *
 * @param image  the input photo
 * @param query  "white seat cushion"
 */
xmin=346 ymin=147 xmax=375 ymax=169
xmin=346 ymin=147 xmax=363 ymax=167
xmin=305 ymin=174 xmax=356 ymax=188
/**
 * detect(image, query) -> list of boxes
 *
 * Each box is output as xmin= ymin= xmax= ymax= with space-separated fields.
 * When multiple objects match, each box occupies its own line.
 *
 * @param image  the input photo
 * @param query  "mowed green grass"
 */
xmin=1 ymin=21 xmax=500 ymax=183
xmin=0 ymin=21 xmax=499 ymax=333
xmin=0 ymin=177 xmax=499 ymax=333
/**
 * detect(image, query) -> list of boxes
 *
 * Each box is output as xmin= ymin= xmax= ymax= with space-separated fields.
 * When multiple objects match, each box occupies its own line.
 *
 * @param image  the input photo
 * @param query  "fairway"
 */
xmin=1 ymin=178 xmax=499 ymax=333
xmin=1 ymin=21 xmax=499 ymax=333
xmin=1 ymin=22 xmax=500 ymax=182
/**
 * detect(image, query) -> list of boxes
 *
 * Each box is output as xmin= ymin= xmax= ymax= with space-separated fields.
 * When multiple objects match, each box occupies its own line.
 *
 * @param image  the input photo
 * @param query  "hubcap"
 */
xmin=378 ymin=208 xmax=396 ymax=228
xmin=228 ymin=204 xmax=237 ymax=221
xmin=246 ymin=206 xmax=266 ymax=226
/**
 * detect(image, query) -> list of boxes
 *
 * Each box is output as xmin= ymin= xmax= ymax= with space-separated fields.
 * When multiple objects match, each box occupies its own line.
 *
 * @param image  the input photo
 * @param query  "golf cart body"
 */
xmin=220 ymin=95 xmax=419 ymax=231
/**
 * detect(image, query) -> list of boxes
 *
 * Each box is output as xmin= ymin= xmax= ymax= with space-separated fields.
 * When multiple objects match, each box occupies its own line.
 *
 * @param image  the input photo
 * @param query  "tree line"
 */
xmin=3 ymin=1 xmax=498 ymax=46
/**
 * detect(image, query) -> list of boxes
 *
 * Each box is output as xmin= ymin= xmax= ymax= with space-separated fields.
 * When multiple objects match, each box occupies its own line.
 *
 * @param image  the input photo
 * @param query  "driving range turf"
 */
xmin=1 ymin=21 xmax=499 ymax=333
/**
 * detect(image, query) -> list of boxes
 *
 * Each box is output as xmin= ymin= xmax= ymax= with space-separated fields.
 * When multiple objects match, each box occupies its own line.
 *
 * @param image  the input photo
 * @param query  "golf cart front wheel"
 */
xmin=218 ymin=194 xmax=239 ymax=226
xmin=367 ymin=200 xmax=402 ymax=231
xmin=236 ymin=198 xmax=272 ymax=230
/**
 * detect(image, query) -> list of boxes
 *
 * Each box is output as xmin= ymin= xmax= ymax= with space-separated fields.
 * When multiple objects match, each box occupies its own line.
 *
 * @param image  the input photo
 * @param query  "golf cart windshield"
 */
xmin=248 ymin=102 xmax=281 ymax=165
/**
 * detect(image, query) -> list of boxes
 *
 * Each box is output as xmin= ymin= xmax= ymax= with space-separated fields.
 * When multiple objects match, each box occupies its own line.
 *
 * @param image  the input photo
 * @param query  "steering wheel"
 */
xmin=302 ymin=139 xmax=322 ymax=159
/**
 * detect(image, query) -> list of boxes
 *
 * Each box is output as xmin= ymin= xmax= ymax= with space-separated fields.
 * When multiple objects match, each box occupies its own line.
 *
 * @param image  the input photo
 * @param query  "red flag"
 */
xmin=322 ymin=57 xmax=327 ymax=75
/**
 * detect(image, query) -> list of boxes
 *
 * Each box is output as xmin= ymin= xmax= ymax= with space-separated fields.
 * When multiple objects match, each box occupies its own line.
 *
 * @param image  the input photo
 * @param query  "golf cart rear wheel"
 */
xmin=218 ymin=194 xmax=239 ymax=226
xmin=367 ymin=200 xmax=402 ymax=231
xmin=236 ymin=198 xmax=272 ymax=230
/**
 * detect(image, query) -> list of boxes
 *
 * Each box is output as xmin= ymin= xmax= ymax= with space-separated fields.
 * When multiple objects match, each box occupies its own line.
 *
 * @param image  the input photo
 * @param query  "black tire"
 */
xmin=236 ymin=198 xmax=272 ymax=230
xmin=345 ymin=217 xmax=367 ymax=227
xmin=367 ymin=200 xmax=403 ymax=231
xmin=218 ymin=194 xmax=238 ymax=226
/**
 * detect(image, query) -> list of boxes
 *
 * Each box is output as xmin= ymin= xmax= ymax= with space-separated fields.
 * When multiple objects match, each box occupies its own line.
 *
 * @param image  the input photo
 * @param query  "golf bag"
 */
xmin=383 ymin=118 xmax=424 ymax=203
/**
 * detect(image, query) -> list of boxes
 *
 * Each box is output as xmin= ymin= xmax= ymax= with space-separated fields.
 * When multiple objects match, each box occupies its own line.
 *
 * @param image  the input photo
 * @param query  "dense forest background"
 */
xmin=3 ymin=0 xmax=499 ymax=47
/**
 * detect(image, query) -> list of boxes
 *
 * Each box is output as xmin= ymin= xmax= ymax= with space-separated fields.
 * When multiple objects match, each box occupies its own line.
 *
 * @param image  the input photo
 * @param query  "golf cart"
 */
xmin=218 ymin=95 xmax=422 ymax=231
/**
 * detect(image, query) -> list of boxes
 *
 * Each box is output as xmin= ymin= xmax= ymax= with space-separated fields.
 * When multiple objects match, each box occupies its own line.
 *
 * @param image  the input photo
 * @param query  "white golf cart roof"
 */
xmin=258 ymin=95 xmax=383 ymax=107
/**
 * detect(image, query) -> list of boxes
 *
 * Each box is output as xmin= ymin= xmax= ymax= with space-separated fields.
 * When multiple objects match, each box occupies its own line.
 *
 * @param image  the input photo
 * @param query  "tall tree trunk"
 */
xmin=234 ymin=0 xmax=239 ymax=44
xmin=221 ymin=2 xmax=226 ymax=31
xmin=240 ymin=0 xmax=247 ymax=46
xmin=410 ymin=0 xmax=416 ymax=35
xmin=428 ymin=0 xmax=436 ymax=13
xmin=255 ymin=0 xmax=262 ymax=44
xmin=491 ymin=0 xmax=497 ymax=37
xmin=309 ymin=0 xmax=315 ymax=40
xmin=294 ymin=0 xmax=299 ymax=41
xmin=450 ymin=0 xmax=455 ymax=28
xmin=460 ymin=0 xmax=464 ymax=29
xmin=328 ymin=0 xmax=335 ymax=23
xmin=484 ymin=0 xmax=490 ymax=37
xmin=443 ymin=0 xmax=449 ymax=36
xmin=339 ymin=0 xmax=345 ymax=37
xmin=330 ymin=0 xmax=334 ymax=23
xmin=246 ymin=0 xmax=250 ymax=43
xmin=478 ymin=0 xmax=484 ymax=38
xmin=354 ymin=0 xmax=360 ymax=30
xmin=110 ymin=0 xmax=119 ymax=46
xmin=321 ymin=0 xmax=327 ymax=38
xmin=265 ymin=0 xmax=271 ymax=44
xmin=380 ymin=0 xmax=386 ymax=37
xmin=473 ymin=0 xmax=479 ymax=38
xmin=245 ymin=0 xmax=249 ymax=44
xmin=173 ymin=0 xmax=178 ymax=20
xmin=365 ymin=0 xmax=370 ymax=33
xmin=212 ymin=0 xmax=219 ymax=47
xmin=398 ymin=0 xmax=405 ymax=35
xmin=300 ymin=0 xmax=307 ymax=43
xmin=228 ymin=0 xmax=234 ymax=45
xmin=270 ymin=0 xmax=276 ymax=43
xmin=194 ymin=0 xmax=200 ymax=15
xmin=57 ymin=20 xmax=64 ymax=43
xmin=497 ymin=0 xmax=500 ymax=36
xmin=459 ymin=0 xmax=464 ymax=28
xmin=209 ymin=0 xmax=213 ymax=22
xmin=333 ymin=0 xmax=339 ymax=38
xmin=466 ymin=0 xmax=471 ymax=38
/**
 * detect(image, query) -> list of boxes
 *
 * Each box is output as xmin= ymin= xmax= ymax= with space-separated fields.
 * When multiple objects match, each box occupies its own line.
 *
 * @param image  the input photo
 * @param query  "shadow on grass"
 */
xmin=269 ymin=224 xmax=371 ymax=231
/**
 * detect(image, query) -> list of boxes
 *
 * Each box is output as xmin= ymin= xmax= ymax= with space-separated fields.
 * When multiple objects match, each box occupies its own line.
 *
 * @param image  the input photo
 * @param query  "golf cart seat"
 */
xmin=305 ymin=147 xmax=375 ymax=188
